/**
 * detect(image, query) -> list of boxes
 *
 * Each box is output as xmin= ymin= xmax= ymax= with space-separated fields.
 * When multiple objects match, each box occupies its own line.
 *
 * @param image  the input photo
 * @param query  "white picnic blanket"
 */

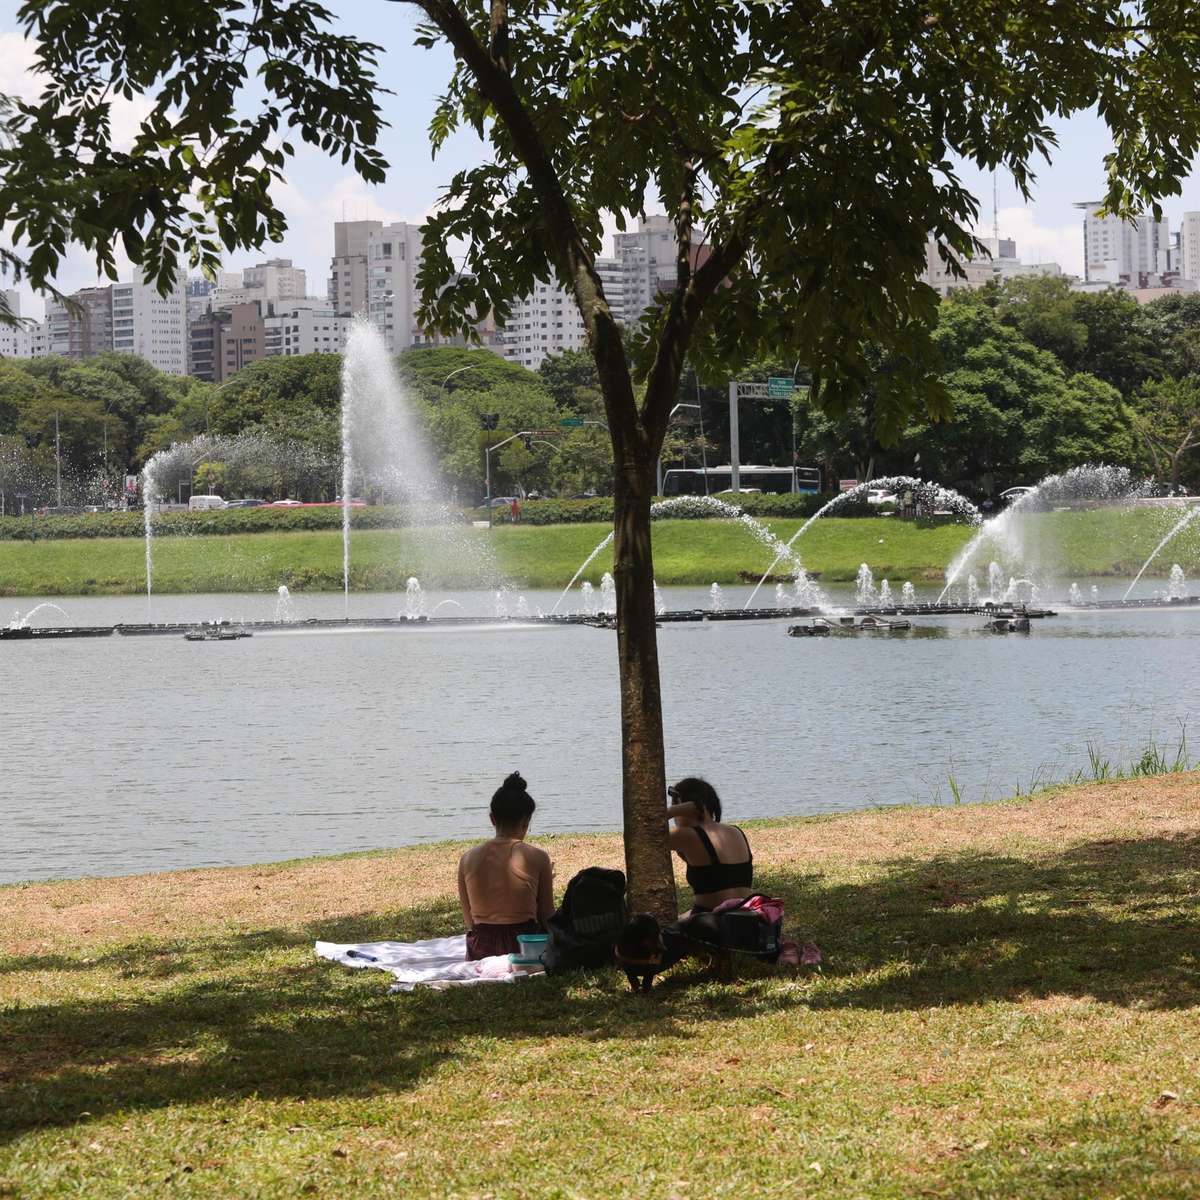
xmin=315 ymin=934 xmax=542 ymax=992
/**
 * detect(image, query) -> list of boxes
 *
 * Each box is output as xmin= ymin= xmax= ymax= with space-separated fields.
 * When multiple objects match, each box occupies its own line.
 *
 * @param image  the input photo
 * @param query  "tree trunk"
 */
xmin=611 ymin=452 xmax=677 ymax=920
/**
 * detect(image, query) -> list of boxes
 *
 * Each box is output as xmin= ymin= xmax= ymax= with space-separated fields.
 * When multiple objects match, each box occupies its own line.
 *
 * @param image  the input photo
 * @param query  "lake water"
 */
xmin=2 ymin=584 xmax=1197 ymax=884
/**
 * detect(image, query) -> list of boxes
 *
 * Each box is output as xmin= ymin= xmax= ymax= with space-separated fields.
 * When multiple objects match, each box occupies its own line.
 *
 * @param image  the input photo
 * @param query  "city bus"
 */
xmin=661 ymin=465 xmax=822 ymax=496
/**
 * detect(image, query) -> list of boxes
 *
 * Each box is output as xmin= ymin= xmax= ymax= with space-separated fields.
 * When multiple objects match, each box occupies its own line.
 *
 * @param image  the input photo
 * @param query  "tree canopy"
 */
xmin=7 ymin=0 xmax=1200 ymax=911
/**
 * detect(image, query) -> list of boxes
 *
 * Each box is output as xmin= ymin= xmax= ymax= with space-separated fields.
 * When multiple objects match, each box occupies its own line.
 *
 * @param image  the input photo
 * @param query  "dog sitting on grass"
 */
xmin=614 ymin=913 xmax=666 ymax=993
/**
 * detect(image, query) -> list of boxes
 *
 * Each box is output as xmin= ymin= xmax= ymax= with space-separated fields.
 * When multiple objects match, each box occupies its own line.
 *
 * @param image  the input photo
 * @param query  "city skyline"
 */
xmin=7 ymin=5 xmax=1200 ymax=320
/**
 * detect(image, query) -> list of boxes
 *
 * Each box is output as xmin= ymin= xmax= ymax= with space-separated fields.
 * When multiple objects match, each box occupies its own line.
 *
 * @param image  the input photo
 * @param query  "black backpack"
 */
xmin=544 ymin=867 xmax=628 ymax=973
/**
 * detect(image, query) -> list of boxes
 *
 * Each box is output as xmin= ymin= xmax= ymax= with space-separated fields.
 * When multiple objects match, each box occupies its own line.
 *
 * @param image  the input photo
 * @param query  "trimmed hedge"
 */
xmin=0 ymin=505 xmax=469 ymax=542
xmin=482 ymin=492 xmax=874 ymax=524
xmin=0 ymin=492 xmax=887 ymax=541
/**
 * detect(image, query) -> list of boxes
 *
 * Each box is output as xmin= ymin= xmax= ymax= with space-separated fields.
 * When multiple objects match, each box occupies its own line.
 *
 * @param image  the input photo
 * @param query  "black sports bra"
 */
xmin=682 ymin=825 xmax=753 ymax=895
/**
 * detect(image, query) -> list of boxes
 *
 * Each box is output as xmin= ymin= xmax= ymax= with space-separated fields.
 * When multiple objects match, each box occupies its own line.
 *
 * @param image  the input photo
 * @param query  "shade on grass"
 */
xmin=3 ymin=775 xmax=1200 ymax=1197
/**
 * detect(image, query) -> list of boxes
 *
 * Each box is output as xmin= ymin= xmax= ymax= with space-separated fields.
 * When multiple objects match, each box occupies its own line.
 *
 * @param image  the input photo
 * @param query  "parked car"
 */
xmin=269 ymin=499 xmax=303 ymax=507
xmin=189 ymin=494 xmax=227 ymax=511
xmin=488 ymin=495 xmax=520 ymax=508
xmin=225 ymin=498 xmax=266 ymax=509
xmin=866 ymin=488 xmax=897 ymax=505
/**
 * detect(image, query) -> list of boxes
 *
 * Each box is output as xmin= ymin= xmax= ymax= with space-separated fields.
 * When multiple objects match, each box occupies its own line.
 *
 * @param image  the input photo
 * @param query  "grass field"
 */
xmin=2 ymin=505 xmax=1198 ymax=596
xmin=4 ymin=775 xmax=1200 ymax=1198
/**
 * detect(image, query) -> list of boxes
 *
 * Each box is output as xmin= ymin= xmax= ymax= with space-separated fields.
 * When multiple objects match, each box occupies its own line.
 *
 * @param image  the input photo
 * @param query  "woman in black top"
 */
xmin=666 ymin=776 xmax=754 ymax=912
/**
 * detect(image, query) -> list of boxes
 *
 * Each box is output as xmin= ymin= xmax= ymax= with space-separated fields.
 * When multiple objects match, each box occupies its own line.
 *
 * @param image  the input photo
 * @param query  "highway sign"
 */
xmin=767 ymin=376 xmax=796 ymax=398
xmin=559 ymin=417 xmax=585 ymax=427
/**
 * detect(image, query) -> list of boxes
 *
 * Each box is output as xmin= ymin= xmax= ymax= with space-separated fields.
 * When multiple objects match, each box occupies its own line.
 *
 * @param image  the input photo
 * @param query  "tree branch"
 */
xmin=399 ymin=0 xmax=639 ymax=447
xmin=641 ymin=231 xmax=748 ymax=448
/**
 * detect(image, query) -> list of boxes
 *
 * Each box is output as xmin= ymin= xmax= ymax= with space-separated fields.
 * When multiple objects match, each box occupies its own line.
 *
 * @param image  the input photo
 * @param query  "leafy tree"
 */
xmin=987 ymin=276 xmax=1089 ymax=369
xmin=899 ymin=303 xmax=1136 ymax=492
xmin=1131 ymin=378 xmax=1200 ymax=488
xmin=538 ymin=349 xmax=601 ymax=411
xmin=6 ymin=2 xmax=1200 ymax=913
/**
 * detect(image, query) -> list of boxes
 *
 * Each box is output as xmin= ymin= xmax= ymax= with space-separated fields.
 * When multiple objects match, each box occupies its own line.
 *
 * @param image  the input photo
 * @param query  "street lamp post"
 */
xmin=483 ymin=429 xmax=556 ymax=528
xmin=656 ymin=402 xmax=701 ymax=495
xmin=441 ymin=363 xmax=484 ymax=390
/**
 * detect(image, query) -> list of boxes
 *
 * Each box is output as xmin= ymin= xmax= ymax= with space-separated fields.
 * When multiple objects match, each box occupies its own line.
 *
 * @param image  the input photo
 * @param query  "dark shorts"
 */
xmin=465 ymin=919 xmax=542 ymax=961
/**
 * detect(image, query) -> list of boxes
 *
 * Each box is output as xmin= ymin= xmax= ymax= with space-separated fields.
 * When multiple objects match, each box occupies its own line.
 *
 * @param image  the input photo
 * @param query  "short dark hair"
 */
xmin=670 ymin=776 xmax=721 ymax=822
xmin=491 ymin=771 xmax=535 ymax=827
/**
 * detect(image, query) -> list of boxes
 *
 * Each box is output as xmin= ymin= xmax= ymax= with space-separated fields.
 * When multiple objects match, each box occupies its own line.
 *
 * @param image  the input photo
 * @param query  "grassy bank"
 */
xmin=4 ymin=506 xmax=1198 ymax=596
xmin=0 ymin=518 xmax=975 ymax=596
xmin=4 ymin=776 xmax=1200 ymax=1197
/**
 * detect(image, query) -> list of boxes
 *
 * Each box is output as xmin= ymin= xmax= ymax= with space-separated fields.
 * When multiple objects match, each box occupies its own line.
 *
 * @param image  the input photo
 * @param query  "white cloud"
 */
xmin=0 ymin=30 xmax=42 ymax=100
xmin=974 ymin=205 xmax=1083 ymax=276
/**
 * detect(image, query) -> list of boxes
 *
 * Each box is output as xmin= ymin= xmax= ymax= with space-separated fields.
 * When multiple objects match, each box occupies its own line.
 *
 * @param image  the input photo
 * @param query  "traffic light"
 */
xmin=523 ymin=434 xmax=533 ymax=450
xmin=480 ymin=413 xmax=499 ymax=431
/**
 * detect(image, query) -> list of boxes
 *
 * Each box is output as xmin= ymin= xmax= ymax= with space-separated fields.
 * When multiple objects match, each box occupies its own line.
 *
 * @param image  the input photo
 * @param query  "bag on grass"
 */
xmin=544 ymin=867 xmax=628 ymax=973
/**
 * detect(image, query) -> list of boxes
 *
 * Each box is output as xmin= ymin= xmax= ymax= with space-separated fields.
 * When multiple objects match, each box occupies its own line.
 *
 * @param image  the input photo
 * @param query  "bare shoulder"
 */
xmin=668 ymin=825 xmax=699 ymax=855
xmin=519 ymin=842 xmax=552 ymax=865
xmin=459 ymin=843 xmax=484 ymax=870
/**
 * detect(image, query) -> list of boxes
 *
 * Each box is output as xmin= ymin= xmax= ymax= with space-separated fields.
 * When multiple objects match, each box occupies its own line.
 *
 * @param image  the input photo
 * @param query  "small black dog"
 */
xmin=614 ymin=913 xmax=666 ymax=993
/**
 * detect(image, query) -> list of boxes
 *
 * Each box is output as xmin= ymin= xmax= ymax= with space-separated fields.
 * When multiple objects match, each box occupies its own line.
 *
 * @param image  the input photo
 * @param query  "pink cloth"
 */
xmin=713 ymin=894 xmax=785 ymax=924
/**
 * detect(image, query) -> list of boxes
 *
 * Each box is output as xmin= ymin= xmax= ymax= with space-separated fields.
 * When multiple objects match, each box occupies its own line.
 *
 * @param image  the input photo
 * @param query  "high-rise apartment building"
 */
xmin=497 ymin=280 xmax=589 ymax=371
xmin=46 ymin=285 xmax=114 ymax=359
xmin=1179 ymin=212 xmax=1200 ymax=283
xmin=1074 ymin=202 xmax=1170 ymax=283
xmin=111 ymin=276 xmax=188 ymax=374
xmin=327 ymin=220 xmax=425 ymax=351
xmin=328 ymin=219 xmax=381 ymax=318
xmin=0 ymin=290 xmax=31 ymax=358
xmin=210 ymin=258 xmax=308 ymax=312
xmin=613 ymin=216 xmax=679 ymax=322
xmin=363 ymin=222 xmax=424 ymax=351
xmin=189 ymin=302 xmax=266 ymax=382
xmin=923 ymin=236 xmax=1061 ymax=297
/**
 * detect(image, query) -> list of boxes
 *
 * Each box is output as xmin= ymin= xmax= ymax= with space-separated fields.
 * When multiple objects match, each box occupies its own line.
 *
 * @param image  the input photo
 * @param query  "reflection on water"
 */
xmin=1 ymin=586 xmax=1196 ymax=883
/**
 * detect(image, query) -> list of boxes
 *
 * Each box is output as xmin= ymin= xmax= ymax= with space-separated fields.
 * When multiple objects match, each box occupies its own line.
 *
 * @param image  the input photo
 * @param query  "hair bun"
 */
xmin=503 ymin=771 xmax=527 ymax=792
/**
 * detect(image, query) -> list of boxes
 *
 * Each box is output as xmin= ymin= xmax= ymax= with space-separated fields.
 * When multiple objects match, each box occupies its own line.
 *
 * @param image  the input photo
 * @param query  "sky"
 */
xmin=5 ymin=3 xmax=1200 ymax=320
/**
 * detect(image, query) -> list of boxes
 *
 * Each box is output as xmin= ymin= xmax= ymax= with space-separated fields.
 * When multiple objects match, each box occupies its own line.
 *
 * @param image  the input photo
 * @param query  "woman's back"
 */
xmin=459 ymin=837 xmax=551 ymax=925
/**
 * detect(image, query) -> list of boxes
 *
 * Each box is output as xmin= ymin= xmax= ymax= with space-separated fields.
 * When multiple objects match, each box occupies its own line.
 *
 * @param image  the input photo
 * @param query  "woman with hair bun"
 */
xmin=457 ymin=772 xmax=555 ymax=961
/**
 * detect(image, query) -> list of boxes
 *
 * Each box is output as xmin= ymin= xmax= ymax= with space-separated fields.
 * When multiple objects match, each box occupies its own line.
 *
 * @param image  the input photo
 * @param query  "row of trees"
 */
xmin=5 ymin=274 xmax=1200 ymax=510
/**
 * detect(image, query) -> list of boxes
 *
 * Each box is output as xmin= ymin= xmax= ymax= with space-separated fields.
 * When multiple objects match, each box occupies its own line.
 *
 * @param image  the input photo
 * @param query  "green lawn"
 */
xmin=3 ymin=505 xmax=1196 ymax=596
xmin=4 ymin=775 xmax=1200 ymax=1198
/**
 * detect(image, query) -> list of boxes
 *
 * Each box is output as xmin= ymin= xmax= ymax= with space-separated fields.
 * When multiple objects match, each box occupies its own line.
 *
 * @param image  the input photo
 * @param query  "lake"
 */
xmin=2 ymin=583 xmax=1196 ymax=883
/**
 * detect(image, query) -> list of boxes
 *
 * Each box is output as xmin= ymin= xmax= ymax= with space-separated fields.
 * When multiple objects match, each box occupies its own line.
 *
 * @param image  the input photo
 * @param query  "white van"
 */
xmin=189 ymin=494 xmax=227 ymax=511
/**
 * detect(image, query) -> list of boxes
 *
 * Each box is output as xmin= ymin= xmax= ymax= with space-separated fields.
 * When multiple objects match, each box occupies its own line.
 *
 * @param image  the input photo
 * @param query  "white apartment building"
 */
xmin=0 ymin=290 xmax=31 ymax=358
xmin=264 ymin=301 xmax=351 ymax=357
xmin=364 ymin=222 xmax=424 ymax=351
xmin=1074 ymin=202 xmax=1169 ymax=283
xmin=328 ymin=219 xmax=379 ymax=317
xmin=111 ymin=275 xmax=189 ymax=374
xmin=1178 ymin=212 xmax=1200 ymax=283
xmin=498 ymin=281 xmax=588 ymax=370
xmin=613 ymin=216 xmax=678 ymax=322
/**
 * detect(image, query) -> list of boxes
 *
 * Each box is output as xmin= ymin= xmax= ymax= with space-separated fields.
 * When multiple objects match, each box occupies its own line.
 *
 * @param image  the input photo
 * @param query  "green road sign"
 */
xmin=767 ymin=376 xmax=796 ymax=398
xmin=559 ymin=417 xmax=585 ymax=427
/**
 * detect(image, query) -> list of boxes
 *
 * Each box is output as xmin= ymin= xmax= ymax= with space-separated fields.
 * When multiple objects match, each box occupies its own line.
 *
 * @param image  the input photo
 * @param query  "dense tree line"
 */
xmin=4 ymin=275 xmax=1200 ymax=510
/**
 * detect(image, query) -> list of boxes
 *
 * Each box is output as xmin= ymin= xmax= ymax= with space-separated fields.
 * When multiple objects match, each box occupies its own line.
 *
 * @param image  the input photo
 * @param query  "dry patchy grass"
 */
xmin=4 ymin=776 xmax=1200 ymax=1199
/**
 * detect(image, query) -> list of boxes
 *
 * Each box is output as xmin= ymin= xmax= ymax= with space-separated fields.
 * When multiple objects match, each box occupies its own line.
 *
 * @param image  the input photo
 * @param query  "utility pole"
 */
xmin=55 ymin=410 xmax=62 ymax=508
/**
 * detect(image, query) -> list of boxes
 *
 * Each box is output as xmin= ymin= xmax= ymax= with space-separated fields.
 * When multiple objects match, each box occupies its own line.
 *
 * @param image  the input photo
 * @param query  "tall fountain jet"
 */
xmin=339 ymin=321 xmax=487 ymax=615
